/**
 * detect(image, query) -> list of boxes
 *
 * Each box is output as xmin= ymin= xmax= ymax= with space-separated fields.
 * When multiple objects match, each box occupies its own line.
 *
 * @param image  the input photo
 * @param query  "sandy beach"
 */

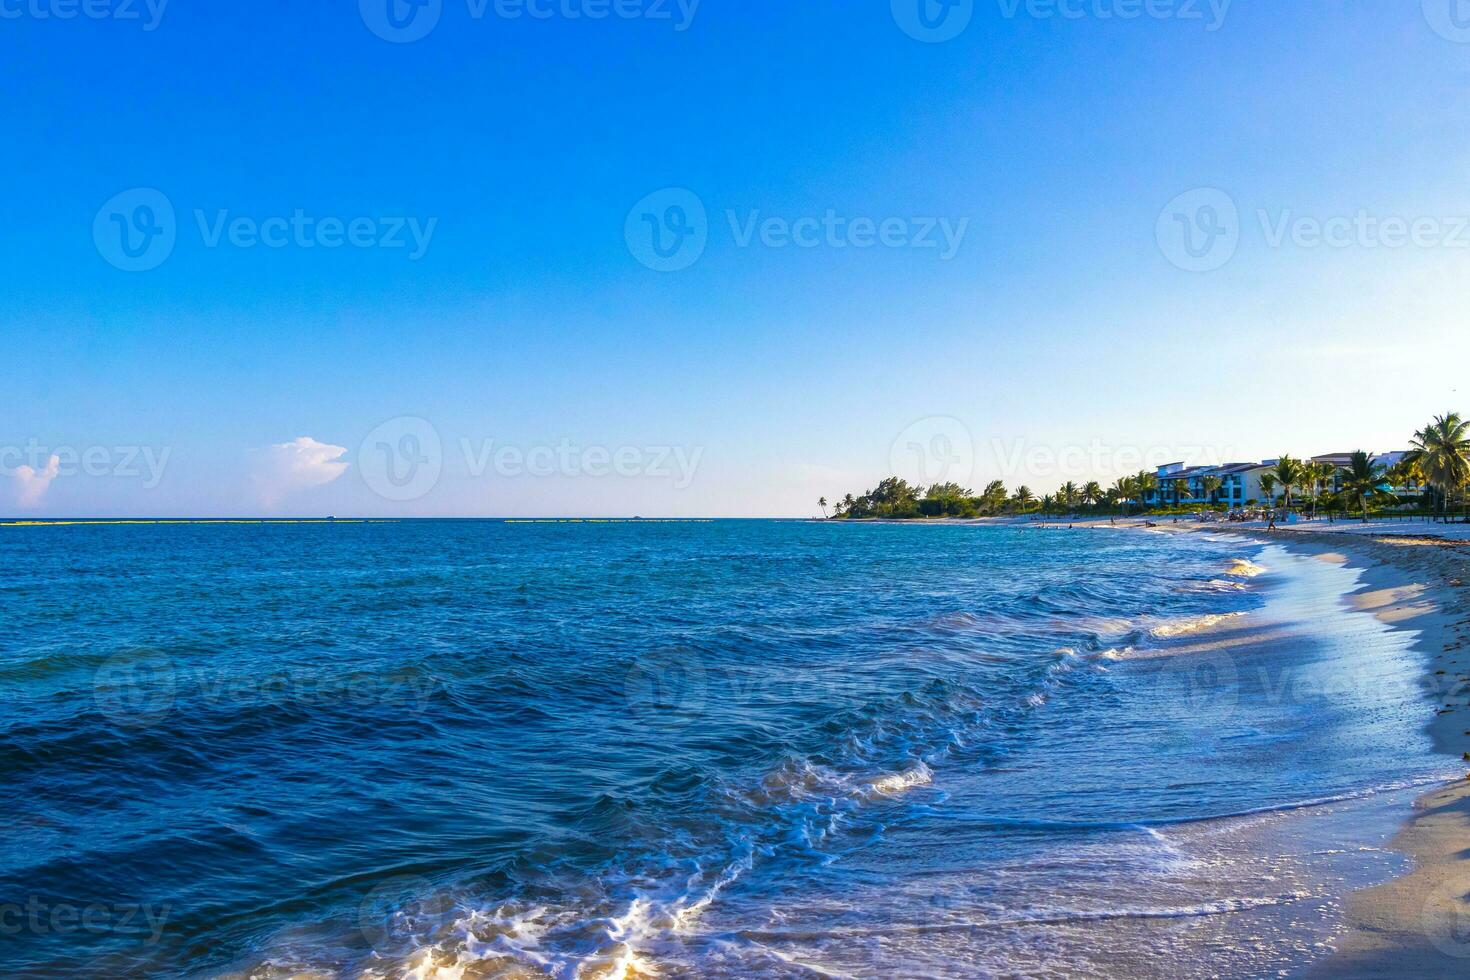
xmin=1114 ymin=518 xmax=1470 ymax=975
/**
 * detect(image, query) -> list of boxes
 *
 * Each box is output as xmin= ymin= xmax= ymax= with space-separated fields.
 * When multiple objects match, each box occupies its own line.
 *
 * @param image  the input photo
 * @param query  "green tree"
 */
xmin=980 ymin=480 xmax=1008 ymax=514
xmin=1134 ymin=471 xmax=1158 ymax=512
xmin=818 ymin=496 xmax=828 ymax=519
xmin=1113 ymin=476 xmax=1136 ymax=514
xmin=1259 ymin=473 xmax=1279 ymax=505
xmin=1199 ymin=475 xmax=1224 ymax=506
xmin=1082 ymin=481 xmax=1103 ymax=510
xmin=1338 ymin=450 xmax=1397 ymax=522
xmin=1406 ymin=413 xmax=1470 ymax=522
xmin=1304 ymin=461 xmax=1336 ymax=519
xmin=1059 ymin=481 xmax=1080 ymax=511
xmin=1271 ymin=457 xmax=1305 ymax=511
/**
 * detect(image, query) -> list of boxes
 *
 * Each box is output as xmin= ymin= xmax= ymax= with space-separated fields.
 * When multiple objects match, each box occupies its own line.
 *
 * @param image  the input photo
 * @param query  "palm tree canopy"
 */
xmin=1338 ymin=450 xmax=1397 ymax=516
xmin=1272 ymin=457 xmax=1304 ymax=501
xmin=1407 ymin=413 xmax=1470 ymax=493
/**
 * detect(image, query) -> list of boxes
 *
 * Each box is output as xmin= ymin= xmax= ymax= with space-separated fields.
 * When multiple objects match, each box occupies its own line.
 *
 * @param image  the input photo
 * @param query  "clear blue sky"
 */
xmin=5 ymin=1 xmax=1468 ymax=516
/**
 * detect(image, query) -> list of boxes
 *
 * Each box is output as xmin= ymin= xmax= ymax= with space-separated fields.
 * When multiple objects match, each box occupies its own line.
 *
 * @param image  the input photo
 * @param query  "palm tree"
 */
xmin=1060 ymin=481 xmax=1080 ymax=512
xmin=1407 ymin=413 xmax=1470 ymax=522
xmin=1012 ymin=486 xmax=1035 ymax=512
xmin=1171 ymin=478 xmax=1195 ymax=506
xmin=1271 ymin=457 xmax=1305 ymax=512
xmin=1259 ymin=473 xmax=1279 ymax=506
xmin=818 ymin=496 xmax=829 ymax=519
xmin=1386 ymin=459 xmax=1421 ymax=496
xmin=1200 ymin=475 xmax=1224 ymax=506
xmin=1304 ymin=461 xmax=1336 ymax=519
xmin=1113 ymin=476 xmax=1136 ymax=515
xmin=1338 ymin=450 xmax=1397 ymax=522
xmin=1082 ymin=481 xmax=1103 ymax=511
xmin=1134 ymin=471 xmax=1158 ymax=512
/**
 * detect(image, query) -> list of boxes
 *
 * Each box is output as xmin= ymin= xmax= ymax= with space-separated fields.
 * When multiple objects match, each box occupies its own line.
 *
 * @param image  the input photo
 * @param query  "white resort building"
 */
xmin=1146 ymin=461 xmax=1279 ymax=508
xmin=1142 ymin=451 xmax=1416 ymax=508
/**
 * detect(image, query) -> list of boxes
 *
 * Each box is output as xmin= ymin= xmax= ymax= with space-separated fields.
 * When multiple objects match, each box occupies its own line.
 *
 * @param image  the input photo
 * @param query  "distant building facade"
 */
xmin=1142 ymin=451 xmax=1418 ymax=508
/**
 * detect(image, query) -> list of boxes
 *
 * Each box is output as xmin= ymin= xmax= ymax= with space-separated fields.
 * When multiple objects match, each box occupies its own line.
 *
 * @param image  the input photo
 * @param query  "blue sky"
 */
xmin=4 ymin=1 xmax=1469 ymax=516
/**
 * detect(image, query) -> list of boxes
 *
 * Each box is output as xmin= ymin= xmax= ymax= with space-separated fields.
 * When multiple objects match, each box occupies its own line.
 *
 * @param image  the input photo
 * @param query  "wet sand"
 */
xmin=1162 ymin=523 xmax=1470 ymax=976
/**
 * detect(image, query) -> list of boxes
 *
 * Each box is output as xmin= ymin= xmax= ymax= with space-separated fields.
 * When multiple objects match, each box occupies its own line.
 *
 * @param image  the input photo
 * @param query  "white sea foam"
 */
xmin=864 ymin=763 xmax=934 ymax=798
xmin=1225 ymin=558 xmax=1269 ymax=578
xmin=1149 ymin=611 xmax=1248 ymax=639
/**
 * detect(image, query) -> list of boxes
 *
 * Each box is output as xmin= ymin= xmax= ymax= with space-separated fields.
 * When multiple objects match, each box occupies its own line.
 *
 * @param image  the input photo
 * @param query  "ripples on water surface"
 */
xmin=0 ymin=521 xmax=1453 ymax=978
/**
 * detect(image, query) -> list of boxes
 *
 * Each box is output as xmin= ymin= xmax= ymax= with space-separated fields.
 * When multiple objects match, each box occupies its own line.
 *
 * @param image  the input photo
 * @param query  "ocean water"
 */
xmin=0 ymin=520 xmax=1456 ymax=978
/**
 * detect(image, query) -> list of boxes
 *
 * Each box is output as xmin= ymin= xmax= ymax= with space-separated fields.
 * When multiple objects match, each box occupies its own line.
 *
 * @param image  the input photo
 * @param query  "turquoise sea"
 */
xmin=0 ymin=521 xmax=1455 ymax=977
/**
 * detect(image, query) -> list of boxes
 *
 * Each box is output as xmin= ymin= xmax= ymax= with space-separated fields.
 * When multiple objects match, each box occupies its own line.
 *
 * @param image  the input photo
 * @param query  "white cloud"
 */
xmin=250 ymin=437 xmax=349 ymax=507
xmin=13 ymin=454 xmax=60 ymax=508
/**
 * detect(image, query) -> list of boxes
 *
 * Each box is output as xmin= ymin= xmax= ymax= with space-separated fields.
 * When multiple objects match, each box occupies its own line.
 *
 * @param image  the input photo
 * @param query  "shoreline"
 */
xmin=1151 ymin=522 xmax=1470 ymax=975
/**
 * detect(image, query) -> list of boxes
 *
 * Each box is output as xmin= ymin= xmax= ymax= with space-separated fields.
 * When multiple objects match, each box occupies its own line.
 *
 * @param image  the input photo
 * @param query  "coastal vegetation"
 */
xmin=826 ymin=413 xmax=1470 ymax=523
